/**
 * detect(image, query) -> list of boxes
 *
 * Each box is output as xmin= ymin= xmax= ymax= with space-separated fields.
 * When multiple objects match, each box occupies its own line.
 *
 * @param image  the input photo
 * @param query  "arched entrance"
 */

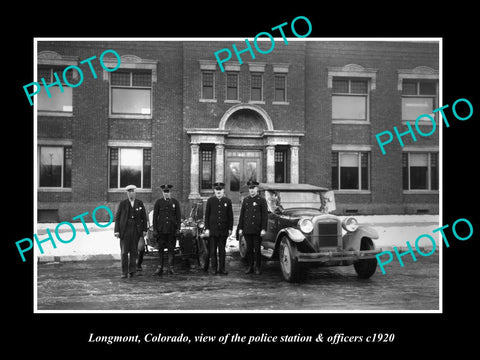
xmin=222 ymin=107 xmax=268 ymax=201
xmin=186 ymin=104 xmax=304 ymax=203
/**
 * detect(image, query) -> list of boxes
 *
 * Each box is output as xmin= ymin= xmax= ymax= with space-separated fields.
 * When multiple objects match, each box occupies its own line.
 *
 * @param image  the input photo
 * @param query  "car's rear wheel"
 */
xmin=354 ymin=237 xmax=377 ymax=279
xmin=279 ymin=237 xmax=303 ymax=282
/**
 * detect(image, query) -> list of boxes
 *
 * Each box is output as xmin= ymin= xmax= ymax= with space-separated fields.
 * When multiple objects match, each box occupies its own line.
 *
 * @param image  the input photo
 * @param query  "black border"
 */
xmin=7 ymin=6 xmax=478 ymax=354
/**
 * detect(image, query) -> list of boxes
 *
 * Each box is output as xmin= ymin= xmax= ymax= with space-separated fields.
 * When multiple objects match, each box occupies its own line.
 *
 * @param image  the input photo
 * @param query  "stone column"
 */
xmin=215 ymin=144 xmax=225 ymax=183
xmin=188 ymin=144 xmax=201 ymax=199
xmin=266 ymin=145 xmax=275 ymax=183
xmin=290 ymin=145 xmax=299 ymax=184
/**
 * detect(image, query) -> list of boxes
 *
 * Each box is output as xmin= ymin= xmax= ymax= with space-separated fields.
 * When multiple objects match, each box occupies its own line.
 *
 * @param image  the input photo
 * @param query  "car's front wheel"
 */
xmin=354 ymin=237 xmax=377 ymax=279
xmin=279 ymin=237 xmax=304 ymax=282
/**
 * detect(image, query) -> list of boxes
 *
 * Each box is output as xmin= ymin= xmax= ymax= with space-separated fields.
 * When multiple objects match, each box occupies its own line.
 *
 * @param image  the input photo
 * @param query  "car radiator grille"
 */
xmin=316 ymin=222 xmax=339 ymax=247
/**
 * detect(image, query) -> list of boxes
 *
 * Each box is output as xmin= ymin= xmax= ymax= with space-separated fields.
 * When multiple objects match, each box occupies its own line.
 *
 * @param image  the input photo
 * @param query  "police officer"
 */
xmin=204 ymin=182 xmax=233 ymax=275
xmin=238 ymin=180 xmax=268 ymax=275
xmin=114 ymin=185 xmax=148 ymax=278
xmin=153 ymin=184 xmax=181 ymax=275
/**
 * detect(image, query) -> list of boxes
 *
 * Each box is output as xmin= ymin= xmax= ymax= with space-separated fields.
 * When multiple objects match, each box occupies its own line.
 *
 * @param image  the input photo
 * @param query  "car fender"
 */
xmin=342 ymin=225 xmax=379 ymax=251
xmin=275 ymin=227 xmax=305 ymax=243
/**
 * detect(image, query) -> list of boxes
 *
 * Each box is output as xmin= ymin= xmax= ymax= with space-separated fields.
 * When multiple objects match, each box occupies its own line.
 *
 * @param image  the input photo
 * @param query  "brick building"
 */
xmin=35 ymin=39 xmax=440 ymax=222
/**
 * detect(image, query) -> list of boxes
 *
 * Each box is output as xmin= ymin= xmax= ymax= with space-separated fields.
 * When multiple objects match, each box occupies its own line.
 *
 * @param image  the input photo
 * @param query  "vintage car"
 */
xmin=238 ymin=183 xmax=382 ymax=282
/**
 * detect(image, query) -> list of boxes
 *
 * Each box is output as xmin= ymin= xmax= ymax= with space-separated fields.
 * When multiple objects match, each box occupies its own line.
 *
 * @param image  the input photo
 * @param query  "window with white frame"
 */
xmin=401 ymin=79 xmax=438 ymax=121
xmin=332 ymin=151 xmax=369 ymax=190
xmin=110 ymin=70 xmax=152 ymax=115
xmin=402 ymin=152 xmax=438 ymax=191
xmin=109 ymin=147 xmax=151 ymax=189
xmin=332 ymin=78 xmax=369 ymax=121
xmin=37 ymin=66 xmax=75 ymax=113
xmin=38 ymin=146 xmax=72 ymax=188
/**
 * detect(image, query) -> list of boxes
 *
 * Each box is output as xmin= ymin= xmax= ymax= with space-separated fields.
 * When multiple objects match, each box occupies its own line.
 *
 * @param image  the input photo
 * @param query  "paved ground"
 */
xmin=36 ymin=251 xmax=439 ymax=311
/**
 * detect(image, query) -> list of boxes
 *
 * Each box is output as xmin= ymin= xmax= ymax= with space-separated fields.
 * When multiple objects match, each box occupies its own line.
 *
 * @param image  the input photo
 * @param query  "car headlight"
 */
xmin=342 ymin=217 xmax=359 ymax=232
xmin=298 ymin=218 xmax=314 ymax=234
xmin=197 ymin=221 xmax=205 ymax=229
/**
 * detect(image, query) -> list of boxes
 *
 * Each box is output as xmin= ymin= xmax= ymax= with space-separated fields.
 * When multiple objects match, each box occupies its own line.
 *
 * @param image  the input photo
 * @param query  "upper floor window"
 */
xmin=201 ymin=71 xmax=215 ymax=100
xmin=332 ymin=78 xmax=369 ymax=121
xmin=250 ymin=73 xmax=263 ymax=102
xmin=401 ymin=79 xmax=438 ymax=121
xmin=37 ymin=66 xmax=75 ymax=113
xmin=274 ymin=74 xmax=287 ymax=102
xmin=110 ymin=70 xmax=152 ymax=116
xmin=226 ymin=72 xmax=239 ymax=101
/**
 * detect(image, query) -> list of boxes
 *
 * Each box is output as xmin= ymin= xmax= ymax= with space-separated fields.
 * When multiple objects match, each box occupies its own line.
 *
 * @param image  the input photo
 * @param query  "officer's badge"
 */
xmin=173 ymin=204 xmax=175 ymax=208
xmin=224 ymin=203 xmax=227 ymax=207
xmin=253 ymin=202 xmax=257 ymax=206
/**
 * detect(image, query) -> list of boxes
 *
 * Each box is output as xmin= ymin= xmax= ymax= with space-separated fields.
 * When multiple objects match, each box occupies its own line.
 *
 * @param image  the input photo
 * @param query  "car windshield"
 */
xmin=265 ymin=190 xmax=322 ymax=211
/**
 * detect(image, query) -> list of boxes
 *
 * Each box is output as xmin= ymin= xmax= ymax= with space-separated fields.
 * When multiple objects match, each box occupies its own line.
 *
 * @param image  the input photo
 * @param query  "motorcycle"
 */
xmin=144 ymin=202 xmax=208 ymax=267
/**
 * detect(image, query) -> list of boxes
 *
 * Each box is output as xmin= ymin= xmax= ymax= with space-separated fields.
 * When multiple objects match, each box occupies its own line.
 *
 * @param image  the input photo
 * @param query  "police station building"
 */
xmin=36 ymin=40 xmax=440 ymax=222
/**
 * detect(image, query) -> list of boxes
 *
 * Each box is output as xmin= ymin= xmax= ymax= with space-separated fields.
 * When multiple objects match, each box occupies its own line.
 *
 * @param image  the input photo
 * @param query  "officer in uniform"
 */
xmin=114 ymin=185 xmax=148 ymax=278
xmin=153 ymin=184 xmax=181 ymax=275
xmin=237 ymin=180 xmax=268 ymax=275
xmin=204 ymin=182 xmax=233 ymax=275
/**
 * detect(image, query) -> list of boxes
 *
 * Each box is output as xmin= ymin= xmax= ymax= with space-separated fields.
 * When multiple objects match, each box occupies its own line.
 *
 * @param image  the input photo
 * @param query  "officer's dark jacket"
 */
xmin=238 ymin=194 xmax=268 ymax=235
xmin=114 ymin=199 xmax=148 ymax=239
xmin=153 ymin=197 xmax=182 ymax=234
xmin=204 ymin=195 xmax=234 ymax=237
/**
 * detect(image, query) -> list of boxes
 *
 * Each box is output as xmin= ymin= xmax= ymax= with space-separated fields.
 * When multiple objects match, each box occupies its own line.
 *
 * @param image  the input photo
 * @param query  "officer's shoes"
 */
xmin=210 ymin=270 xmax=217 ymax=275
xmin=154 ymin=268 xmax=163 ymax=276
xmin=121 ymin=274 xmax=128 ymax=279
xmin=245 ymin=267 xmax=254 ymax=274
xmin=168 ymin=268 xmax=175 ymax=275
xmin=254 ymin=268 xmax=262 ymax=275
xmin=218 ymin=270 xmax=228 ymax=276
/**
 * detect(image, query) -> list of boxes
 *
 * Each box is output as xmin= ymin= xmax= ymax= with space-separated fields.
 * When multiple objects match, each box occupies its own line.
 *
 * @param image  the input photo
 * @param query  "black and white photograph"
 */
xmin=32 ymin=37 xmax=441 ymax=312
xmin=6 ymin=7 xmax=479 ymax=355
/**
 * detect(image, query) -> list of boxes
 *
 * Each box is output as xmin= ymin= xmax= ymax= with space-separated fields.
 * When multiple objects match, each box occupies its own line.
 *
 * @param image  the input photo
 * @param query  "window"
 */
xmin=274 ymin=75 xmax=287 ymax=102
xmin=332 ymin=152 xmax=369 ymax=190
xmin=110 ymin=70 xmax=152 ymax=115
xmin=201 ymin=71 xmax=215 ymax=99
xmin=200 ymin=148 xmax=214 ymax=190
xmin=274 ymin=149 xmax=287 ymax=183
xmin=226 ymin=72 xmax=239 ymax=101
xmin=402 ymin=152 xmax=438 ymax=191
xmin=39 ymin=146 xmax=72 ymax=188
xmin=401 ymin=80 xmax=437 ymax=121
xmin=37 ymin=66 xmax=74 ymax=113
xmin=250 ymin=73 xmax=263 ymax=101
xmin=109 ymin=148 xmax=151 ymax=189
xmin=332 ymin=78 xmax=368 ymax=121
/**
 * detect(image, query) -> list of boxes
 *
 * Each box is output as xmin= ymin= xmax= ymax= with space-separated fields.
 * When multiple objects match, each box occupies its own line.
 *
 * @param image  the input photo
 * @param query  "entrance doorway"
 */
xmin=225 ymin=150 xmax=262 ymax=202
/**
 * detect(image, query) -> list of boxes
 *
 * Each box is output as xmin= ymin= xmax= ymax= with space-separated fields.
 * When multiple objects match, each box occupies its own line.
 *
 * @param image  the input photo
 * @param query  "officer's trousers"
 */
xmin=244 ymin=234 xmax=262 ymax=270
xmin=158 ymin=233 xmax=175 ymax=270
xmin=209 ymin=235 xmax=227 ymax=273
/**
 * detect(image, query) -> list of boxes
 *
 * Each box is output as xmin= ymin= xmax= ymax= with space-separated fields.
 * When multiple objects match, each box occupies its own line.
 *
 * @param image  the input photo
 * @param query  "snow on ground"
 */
xmin=33 ymin=215 xmax=440 ymax=259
